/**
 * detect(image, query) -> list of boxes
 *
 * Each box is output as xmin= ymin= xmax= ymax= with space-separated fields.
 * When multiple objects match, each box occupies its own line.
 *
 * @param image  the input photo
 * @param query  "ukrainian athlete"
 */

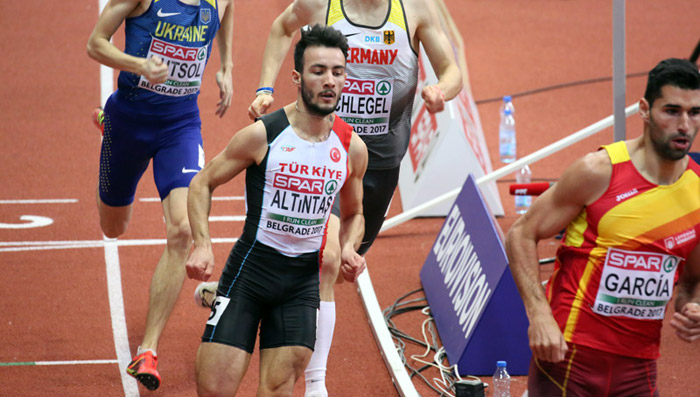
xmin=191 ymin=2 xmax=460 ymax=395
xmin=86 ymin=0 xmax=233 ymax=390
xmin=506 ymin=58 xmax=700 ymax=396
xmin=186 ymin=25 xmax=368 ymax=396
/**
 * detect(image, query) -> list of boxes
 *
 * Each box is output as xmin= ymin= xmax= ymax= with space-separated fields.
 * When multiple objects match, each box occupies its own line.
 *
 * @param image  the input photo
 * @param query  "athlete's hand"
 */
xmin=671 ymin=302 xmax=700 ymax=343
xmin=186 ymin=244 xmax=216 ymax=281
xmin=215 ymin=69 xmax=233 ymax=118
xmin=142 ymin=55 xmax=169 ymax=85
xmin=339 ymin=246 xmax=366 ymax=283
xmin=421 ymin=84 xmax=446 ymax=113
xmin=248 ymin=93 xmax=274 ymax=121
xmin=528 ymin=313 xmax=568 ymax=363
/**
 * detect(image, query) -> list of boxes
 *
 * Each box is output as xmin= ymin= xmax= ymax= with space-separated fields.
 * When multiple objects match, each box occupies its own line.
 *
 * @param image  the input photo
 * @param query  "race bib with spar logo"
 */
xmin=335 ymin=77 xmax=393 ymax=135
xmin=138 ymin=37 xmax=207 ymax=97
xmin=593 ymin=248 xmax=680 ymax=320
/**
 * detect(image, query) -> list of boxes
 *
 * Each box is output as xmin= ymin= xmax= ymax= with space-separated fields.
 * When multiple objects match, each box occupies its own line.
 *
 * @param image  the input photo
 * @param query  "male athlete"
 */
xmin=86 ymin=0 xmax=233 ymax=390
xmin=186 ymin=25 xmax=368 ymax=396
xmin=506 ymin=58 xmax=700 ymax=395
xmin=195 ymin=2 xmax=462 ymax=395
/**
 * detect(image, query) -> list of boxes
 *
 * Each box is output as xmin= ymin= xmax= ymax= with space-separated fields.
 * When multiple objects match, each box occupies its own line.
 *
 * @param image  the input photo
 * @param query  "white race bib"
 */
xmin=335 ymin=77 xmax=393 ymax=135
xmin=138 ymin=37 xmax=207 ymax=97
xmin=593 ymin=248 xmax=680 ymax=320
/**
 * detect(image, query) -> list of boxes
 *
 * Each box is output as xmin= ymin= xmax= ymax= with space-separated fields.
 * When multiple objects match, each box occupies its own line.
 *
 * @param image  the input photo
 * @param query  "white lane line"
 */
xmin=0 ymin=237 xmax=239 ymax=253
xmin=210 ymin=216 xmax=245 ymax=222
xmin=37 ymin=359 xmax=119 ymax=366
xmin=138 ymin=196 xmax=244 ymax=202
xmin=103 ymin=236 xmax=140 ymax=396
xmin=0 ymin=199 xmax=78 ymax=204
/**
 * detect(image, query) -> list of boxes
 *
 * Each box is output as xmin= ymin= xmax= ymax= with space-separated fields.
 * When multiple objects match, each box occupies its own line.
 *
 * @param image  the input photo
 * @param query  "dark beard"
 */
xmin=649 ymin=116 xmax=691 ymax=161
xmin=301 ymin=78 xmax=337 ymax=117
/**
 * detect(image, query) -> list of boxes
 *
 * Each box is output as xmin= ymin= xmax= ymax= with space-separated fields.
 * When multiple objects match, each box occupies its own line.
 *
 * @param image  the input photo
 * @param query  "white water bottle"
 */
xmin=492 ymin=360 xmax=512 ymax=397
xmin=499 ymin=108 xmax=516 ymax=163
xmin=515 ymin=165 xmax=532 ymax=214
xmin=500 ymin=95 xmax=515 ymax=117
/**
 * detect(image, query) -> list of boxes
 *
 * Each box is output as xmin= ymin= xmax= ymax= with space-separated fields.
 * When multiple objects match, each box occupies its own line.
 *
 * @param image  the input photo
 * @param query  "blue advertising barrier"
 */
xmin=419 ymin=174 xmax=531 ymax=375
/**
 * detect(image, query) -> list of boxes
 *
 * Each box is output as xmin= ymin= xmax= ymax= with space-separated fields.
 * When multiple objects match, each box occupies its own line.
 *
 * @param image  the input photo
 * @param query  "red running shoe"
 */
xmin=92 ymin=107 xmax=105 ymax=135
xmin=126 ymin=351 xmax=161 ymax=390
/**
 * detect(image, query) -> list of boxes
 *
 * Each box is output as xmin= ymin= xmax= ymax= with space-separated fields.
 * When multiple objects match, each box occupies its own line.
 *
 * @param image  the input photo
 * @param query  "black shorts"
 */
xmin=201 ymin=240 xmax=320 ymax=353
xmin=332 ymin=165 xmax=400 ymax=255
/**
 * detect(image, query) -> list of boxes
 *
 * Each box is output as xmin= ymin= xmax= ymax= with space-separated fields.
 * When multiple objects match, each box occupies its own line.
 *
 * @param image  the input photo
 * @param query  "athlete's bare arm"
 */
xmin=248 ymin=0 xmax=328 ymax=119
xmin=337 ymin=132 xmax=368 ymax=282
xmin=505 ymin=150 xmax=611 ymax=363
xmin=671 ymin=243 xmax=700 ymax=343
xmin=406 ymin=0 xmax=462 ymax=113
xmin=214 ymin=0 xmax=235 ymax=117
xmin=185 ymin=122 xmax=269 ymax=281
xmin=87 ymin=0 xmax=169 ymax=84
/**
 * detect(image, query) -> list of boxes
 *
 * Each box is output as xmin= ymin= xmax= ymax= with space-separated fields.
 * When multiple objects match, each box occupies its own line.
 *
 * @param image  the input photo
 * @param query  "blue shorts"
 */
xmin=98 ymin=92 xmax=203 ymax=206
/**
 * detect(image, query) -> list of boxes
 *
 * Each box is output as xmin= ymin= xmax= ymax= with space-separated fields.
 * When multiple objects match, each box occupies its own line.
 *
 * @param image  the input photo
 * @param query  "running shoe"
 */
xmin=92 ymin=107 xmax=105 ymax=135
xmin=126 ymin=351 xmax=161 ymax=390
xmin=194 ymin=281 xmax=218 ymax=309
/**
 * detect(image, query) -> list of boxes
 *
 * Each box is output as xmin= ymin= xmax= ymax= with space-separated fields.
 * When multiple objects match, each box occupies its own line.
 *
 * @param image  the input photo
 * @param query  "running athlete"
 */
xmin=186 ymin=25 xmax=367 ymax=396
xmin=194 ymin=2 xmax=461 ymax=395
xmin=86 ymin=0 xmax=233 ymax=390
xmin=506 ymin=58 xmax=700 ymax=396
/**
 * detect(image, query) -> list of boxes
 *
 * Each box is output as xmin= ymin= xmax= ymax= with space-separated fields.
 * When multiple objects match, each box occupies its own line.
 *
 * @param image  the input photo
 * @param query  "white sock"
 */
xmin=136 ymin=346 xmax=157 ymax=357
xmin=305 ymin=301 xmax=336 ymax=397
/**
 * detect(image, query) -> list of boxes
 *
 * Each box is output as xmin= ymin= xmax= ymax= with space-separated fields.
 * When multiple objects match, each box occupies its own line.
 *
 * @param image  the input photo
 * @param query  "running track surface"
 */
xmin=1 ymin=1 xmax=699 ymax=396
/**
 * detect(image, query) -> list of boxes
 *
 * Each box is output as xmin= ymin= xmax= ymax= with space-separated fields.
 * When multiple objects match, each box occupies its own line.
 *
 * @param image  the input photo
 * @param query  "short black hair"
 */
xmin=293 ymin=24 xmax=348 ymax=73
xmin=644 ymin=58 xmax=700 ymax=107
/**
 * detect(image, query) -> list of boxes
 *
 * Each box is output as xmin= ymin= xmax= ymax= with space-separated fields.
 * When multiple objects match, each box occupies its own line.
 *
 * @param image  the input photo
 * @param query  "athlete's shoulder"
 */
xmin=348 ymin=131 xmax=368 ymax=176
xmin=553 ymin=149 xmax=611 ymax=206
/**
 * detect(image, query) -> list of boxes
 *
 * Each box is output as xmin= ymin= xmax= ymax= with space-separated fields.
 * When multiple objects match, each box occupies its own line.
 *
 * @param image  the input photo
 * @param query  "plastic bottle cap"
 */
xmin=497 ymin=361 xmax=507 ymax=367
xmin=503 ymin=95 xmax=512 ymax=102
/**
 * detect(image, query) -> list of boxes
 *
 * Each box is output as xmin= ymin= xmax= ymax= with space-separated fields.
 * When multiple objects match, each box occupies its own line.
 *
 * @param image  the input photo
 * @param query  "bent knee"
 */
xmin=100 ymin=219 xmax=127 ymax=238
xmin=166 ymin=221 xmax=192 ymax=251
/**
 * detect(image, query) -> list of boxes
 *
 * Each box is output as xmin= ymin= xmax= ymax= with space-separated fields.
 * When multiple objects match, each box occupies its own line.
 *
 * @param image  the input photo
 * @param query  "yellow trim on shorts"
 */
xmin=534 ymin=344 xmax=577 ymax=396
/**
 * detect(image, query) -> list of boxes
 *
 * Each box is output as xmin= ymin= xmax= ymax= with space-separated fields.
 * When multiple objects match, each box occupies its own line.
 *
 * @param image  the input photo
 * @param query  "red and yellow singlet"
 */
xmin=548 ymin=141 xmax=700 ymax=359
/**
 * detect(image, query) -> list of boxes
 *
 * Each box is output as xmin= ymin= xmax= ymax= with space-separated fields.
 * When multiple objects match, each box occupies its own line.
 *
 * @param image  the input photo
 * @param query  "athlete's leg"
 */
xmin=97 ymin=197 xmax=133 ymax=238
xmin=95 ymin=103 xmax=150 ymax=238
xmin=304 ymin=216 xmax=340 ymax=397
xmin=356 ymin=166 xmax=400 ymax=255
xmin=260 ymin=346 xmax=313 ymax=396
xmin=139 ymin=187 xmax=191 ymax=352
xmin=196 ymin=342 xmax=252 ymax=396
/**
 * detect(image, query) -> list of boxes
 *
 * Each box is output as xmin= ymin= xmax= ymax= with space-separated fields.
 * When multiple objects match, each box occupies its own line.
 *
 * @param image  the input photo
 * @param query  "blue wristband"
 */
xmin=256 ymin=87 xmax=274 ymax=95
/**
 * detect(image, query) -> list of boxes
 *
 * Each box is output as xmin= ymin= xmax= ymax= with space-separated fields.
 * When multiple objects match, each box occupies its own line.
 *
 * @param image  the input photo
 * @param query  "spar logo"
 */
xmin=343 ymin=78 xmax=391 ymax=96
xmin=330 ymin=147 xmax=341 ymax=163
xmin=150 ymin=38 xmax=204 ymax=61
xmin=344 ymin=78 xmax=374 ymax=95
xmin=325 ymin=180 xmax=338 ymax=195
xmin=606 ymin=248 xmax=679 ymax=273
xmin=273 ymin=173 xmax=323 ymax=194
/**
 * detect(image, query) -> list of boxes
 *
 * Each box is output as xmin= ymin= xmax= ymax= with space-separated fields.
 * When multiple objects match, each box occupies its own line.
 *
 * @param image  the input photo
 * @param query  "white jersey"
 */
xmin=240 ymin=109 xmax=352 ymax=257
xmin=327 ymin=0 xmax=419 ymax=169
